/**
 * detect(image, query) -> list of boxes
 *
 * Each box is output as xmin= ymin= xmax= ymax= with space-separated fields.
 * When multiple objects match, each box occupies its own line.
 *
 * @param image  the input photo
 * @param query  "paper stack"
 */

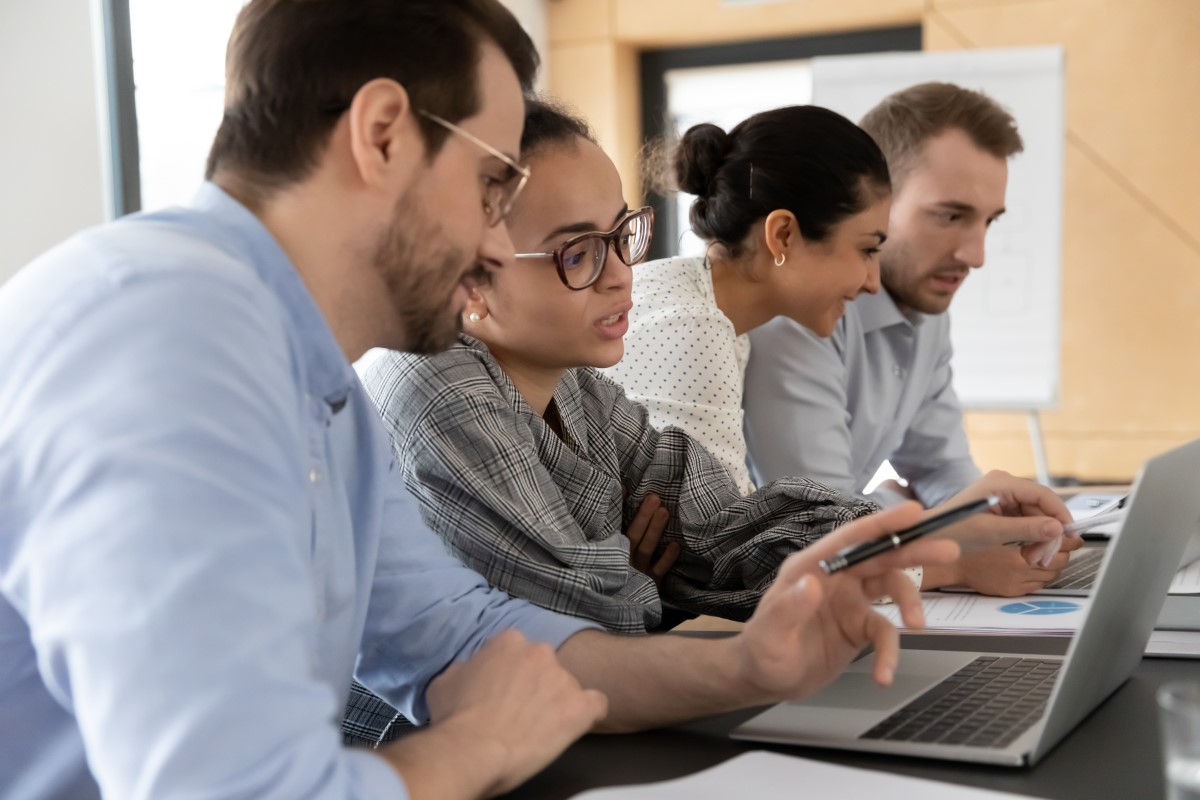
xmin=875 ymin=592 xmax=1086 ymax=636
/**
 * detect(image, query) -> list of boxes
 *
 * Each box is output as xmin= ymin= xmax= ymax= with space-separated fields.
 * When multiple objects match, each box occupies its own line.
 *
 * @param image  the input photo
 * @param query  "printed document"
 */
xmin=875 ymin=593 xmax=1087 ymax=635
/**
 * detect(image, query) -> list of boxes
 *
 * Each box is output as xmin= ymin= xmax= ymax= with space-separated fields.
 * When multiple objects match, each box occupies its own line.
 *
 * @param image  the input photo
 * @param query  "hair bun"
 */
xmin=674 ymin=123 xmax=733 ymax=197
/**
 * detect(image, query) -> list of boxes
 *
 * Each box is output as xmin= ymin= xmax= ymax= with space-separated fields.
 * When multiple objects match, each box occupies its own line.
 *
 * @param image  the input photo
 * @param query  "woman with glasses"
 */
xmin=355 ymin=98 xmax=894 ymax=634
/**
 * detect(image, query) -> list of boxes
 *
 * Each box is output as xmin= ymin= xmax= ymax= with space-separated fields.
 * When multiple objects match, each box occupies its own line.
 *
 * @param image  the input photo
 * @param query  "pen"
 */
xmin=1063 ymin=509 xmax=1126 ymax=536
xmin=819 ymin=496 xmax=1001 ymax=575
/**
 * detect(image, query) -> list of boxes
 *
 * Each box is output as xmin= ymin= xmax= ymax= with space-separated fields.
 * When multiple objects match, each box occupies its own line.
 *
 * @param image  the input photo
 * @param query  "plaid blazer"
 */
xmin=356 ymin=335 xmax=878 ymax=634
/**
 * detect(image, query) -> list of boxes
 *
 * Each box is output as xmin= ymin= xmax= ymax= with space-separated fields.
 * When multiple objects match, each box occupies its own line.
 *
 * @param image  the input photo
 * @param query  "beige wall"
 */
xmin=547 ymin=0 xmax=1200 ymax=483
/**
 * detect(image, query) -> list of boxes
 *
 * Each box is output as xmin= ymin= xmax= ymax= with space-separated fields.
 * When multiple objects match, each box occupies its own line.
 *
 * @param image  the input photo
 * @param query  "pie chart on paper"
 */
xmin=998 ymin=600 xmax=1081 ymax=616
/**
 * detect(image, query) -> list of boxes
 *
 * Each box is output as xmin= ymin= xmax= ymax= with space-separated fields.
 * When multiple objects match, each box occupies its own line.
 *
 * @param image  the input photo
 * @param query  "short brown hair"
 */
xmin=859 ymin=82 xmax=1023 ymax=188
xmin=205 ymin=0 xmax=538 ymax=199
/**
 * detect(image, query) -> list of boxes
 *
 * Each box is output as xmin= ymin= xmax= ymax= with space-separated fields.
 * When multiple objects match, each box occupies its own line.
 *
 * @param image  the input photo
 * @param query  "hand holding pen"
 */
xmin=820 ymin=497 xmax=1000 ymax=575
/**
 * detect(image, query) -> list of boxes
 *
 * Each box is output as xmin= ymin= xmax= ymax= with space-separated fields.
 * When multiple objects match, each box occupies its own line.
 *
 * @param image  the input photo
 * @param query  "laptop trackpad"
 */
xmin=797 ymin=672 xmax=936 ymax=712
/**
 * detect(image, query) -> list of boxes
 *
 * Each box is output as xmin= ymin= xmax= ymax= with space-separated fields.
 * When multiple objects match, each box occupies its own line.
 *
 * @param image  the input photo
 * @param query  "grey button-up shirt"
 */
xmin=743 ymin=290 xmax=981 ymax=507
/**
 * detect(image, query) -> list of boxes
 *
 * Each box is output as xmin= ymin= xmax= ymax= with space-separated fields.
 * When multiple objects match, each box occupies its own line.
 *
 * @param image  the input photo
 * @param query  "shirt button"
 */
xmin=309 ymin=468 xmax=322 ymax=484
xmin=892 ymin=365 xmax=906 ymax=379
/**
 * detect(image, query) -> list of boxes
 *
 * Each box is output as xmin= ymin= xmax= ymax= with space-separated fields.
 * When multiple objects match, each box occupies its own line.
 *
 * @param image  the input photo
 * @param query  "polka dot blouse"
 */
xmin=603 ymin=255 xmax=756 ymax=495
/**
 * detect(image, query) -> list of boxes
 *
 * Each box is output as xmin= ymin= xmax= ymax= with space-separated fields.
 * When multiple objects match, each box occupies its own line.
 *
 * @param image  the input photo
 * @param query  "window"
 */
xmin=100 ymin=0 xmax=246 ymax=216
xmin=101 ymin=0 xmax=543 ymax=216
xmin=664 ymin=59 xmax=814 ymax=256
xmin=128 ymin=1 xmax=247 ymax=212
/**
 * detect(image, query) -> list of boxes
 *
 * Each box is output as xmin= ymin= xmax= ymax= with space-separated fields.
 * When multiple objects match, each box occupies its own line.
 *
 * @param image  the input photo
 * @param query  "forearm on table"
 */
xmin=916 ymin=560 xmax=960 ymax=590
xmin=555 ymin=629 xmax=766 ymax=733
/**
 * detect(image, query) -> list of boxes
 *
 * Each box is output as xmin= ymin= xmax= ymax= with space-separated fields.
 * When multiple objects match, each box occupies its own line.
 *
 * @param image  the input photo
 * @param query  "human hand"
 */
xmin=392 ymin=630 xmax=607 ymax=798
xmin=930 ymin=471 xmax=1078 ymax=566
xmin=732 ymin=503 xmax=960 ymax=703
xmin=921 ymin=534 xmax=1084 ymax=595
xmin=625 ymin=494 xmax=680 ymax=587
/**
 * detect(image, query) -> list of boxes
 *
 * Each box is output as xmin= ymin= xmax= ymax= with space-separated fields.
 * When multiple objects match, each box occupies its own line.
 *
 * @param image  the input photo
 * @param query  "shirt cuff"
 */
xmin=906 ymin=565 xmax=924 ymax=590
xmin=526 ymin=609 xmax=603 ymax=651
xmin=408 ymin=608 xmax=600 ymax=724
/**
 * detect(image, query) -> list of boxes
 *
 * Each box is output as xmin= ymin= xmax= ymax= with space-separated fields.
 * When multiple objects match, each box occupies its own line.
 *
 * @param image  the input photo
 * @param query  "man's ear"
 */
xmin=763 ymin=209 xmax=799 ymax=263
xmin=345 ymin=78 xmax=424 ymax=190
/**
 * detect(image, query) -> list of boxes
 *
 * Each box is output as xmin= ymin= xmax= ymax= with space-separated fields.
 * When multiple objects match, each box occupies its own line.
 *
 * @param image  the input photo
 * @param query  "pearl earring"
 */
xmin=774 ymin=253 xmax=787 ymax=267
xmin=468 ymin=312 xmax=482 ymax=323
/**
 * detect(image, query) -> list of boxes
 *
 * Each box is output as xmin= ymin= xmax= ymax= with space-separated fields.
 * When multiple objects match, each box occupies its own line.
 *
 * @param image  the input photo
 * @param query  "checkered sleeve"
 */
xmin=600 ymin=372 xmax=882 ymax=619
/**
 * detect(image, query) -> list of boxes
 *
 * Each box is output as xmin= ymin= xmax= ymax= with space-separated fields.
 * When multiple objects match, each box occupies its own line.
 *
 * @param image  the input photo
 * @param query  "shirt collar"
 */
xmin=855 ymin=288 xmax=928 ymax=333
xmin=459 ymin=334 xmax=588 ymax=452
xmin=189 ymin=182 xmax=356 ymax=410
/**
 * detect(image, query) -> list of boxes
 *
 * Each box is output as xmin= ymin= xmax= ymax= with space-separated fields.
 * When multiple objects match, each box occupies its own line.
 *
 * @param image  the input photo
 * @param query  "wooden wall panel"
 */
xmin=611 ymin=0 xmax=922 ymax=47
xmin=928 ymin=0 xmax=1200 ymax=265
xmin=546 ymin=40 xmax=643 ymax=202
xmin=929 ymin=0 xmax=1200 ymax=480
xmin=547 ymin=0 xmax=613 ymax=43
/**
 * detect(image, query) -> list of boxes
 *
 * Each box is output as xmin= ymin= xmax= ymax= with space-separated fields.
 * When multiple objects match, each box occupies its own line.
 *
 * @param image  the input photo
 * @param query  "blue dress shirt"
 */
xmin=0 ymin=184 xmax=593 ymax=799
xmin=743 ymin=290 xmax=982 ymax=507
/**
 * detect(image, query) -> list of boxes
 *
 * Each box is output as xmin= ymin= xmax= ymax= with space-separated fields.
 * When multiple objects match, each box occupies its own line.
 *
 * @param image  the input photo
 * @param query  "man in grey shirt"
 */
xmin=744 ymin=83 xmax=1072 ymax=595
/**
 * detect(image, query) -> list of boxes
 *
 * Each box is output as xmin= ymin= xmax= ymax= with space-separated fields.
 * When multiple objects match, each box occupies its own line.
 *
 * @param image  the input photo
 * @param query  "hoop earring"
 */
xmin=467 ymin=312 xmax=482 ymax=323
xmin=774 ymin=253 xmax=787 ymax=267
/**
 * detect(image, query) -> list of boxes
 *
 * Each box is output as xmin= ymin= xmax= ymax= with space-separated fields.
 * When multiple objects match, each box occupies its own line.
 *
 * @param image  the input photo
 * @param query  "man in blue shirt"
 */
xmin=1 ymin=4 xmax=1024 ymax=798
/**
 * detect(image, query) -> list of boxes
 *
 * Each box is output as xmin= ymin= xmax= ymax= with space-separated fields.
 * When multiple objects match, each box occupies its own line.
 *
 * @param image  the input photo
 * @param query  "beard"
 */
xmin=880 ymin=241 xmax=963 ymax=316
xmin=372 ymin=189 xmax=475 ymax=355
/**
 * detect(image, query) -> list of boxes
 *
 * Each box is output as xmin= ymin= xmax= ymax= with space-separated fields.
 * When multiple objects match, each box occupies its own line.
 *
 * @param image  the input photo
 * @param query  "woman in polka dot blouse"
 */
xmin=602 ymin=106 xmax=892 ymax=497
xmin=601 ymin=107 xmax=1076 ymax=595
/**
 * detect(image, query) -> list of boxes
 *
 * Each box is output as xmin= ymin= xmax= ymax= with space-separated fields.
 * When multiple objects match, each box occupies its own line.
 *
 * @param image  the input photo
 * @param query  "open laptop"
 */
xmin=1021 ymin=491 xmax=1200 ymax=596
xmin=1031 ymin=543 xmax=1109 ymax=594
xmin=1030 ymin=494 xmax=1127 ymax=594
xmin=732 ymin=438 xmax=1200 ymax=766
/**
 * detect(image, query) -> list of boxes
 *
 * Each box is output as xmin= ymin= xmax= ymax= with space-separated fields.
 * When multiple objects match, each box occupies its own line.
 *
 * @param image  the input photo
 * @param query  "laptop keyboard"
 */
xmin=1044 ymin=547 xmax=1106 ymax=590
xmin=859 ymin=656 xmax=1061 ymax=748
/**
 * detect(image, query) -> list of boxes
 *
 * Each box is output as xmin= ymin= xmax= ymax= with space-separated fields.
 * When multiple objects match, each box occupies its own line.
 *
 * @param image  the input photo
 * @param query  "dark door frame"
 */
xmin=99 ymin=0 xmax=141 ymax=216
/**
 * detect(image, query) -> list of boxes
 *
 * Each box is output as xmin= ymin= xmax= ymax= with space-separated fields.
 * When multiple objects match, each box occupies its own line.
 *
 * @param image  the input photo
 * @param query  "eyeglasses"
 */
xmin=515 ymin=206 xmax=654 ymax=290
xmin=417 ymin=110 xmax=530 ymax=227
xmin=318 ymin=100 xmax=530 ymax=226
